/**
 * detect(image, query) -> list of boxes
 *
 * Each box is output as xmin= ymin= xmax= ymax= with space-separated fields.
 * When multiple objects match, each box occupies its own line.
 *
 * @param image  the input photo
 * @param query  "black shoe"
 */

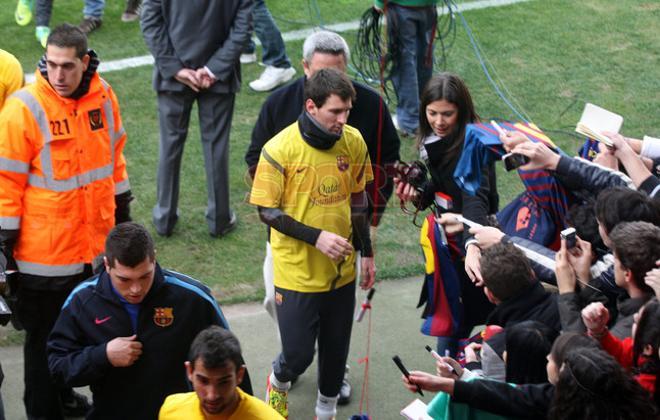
xmin=61 ymin=390 xmax=91 ymax=417
xmin=210 ymin=212 xmax=237 ymax=237
xmin=78 ymin=16 xmax=102 ymax=34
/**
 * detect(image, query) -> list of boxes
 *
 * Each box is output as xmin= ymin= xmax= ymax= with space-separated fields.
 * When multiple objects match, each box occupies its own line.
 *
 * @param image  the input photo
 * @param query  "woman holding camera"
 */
xmin=395 ymin=72 xmax=499 ymax=354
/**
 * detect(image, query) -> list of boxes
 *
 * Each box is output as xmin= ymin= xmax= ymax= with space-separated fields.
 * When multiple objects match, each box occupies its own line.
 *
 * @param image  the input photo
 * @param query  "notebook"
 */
xmin=575 ymin=103 xmax=623 ymax=146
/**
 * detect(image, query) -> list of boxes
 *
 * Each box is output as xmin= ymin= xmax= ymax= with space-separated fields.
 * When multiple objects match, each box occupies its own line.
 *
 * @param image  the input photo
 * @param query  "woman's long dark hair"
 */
xmin=505 ymin=320 xmax=558 ymax=384
xmin=549 ymin=332 xmax=599 ymax=367
xmin=416 ymin=73 xmax=479 ymax=168
xmin=633 ymin=298 xmax=660 ymax=406
xmin=548 ymin=348 xmax=658 ymax=420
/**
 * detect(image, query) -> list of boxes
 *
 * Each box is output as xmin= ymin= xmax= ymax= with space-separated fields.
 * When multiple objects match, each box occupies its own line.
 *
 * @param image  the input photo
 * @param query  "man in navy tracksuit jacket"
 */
xmin=47 ymin=223 xmax=251 ymax=419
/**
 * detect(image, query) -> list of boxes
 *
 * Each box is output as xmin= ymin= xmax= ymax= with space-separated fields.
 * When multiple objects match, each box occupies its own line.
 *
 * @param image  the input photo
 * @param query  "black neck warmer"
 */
xmin=297 ymin=111 xmax=342 ymax=150
xmin=39 ymin=49 xmax=100 ymax=100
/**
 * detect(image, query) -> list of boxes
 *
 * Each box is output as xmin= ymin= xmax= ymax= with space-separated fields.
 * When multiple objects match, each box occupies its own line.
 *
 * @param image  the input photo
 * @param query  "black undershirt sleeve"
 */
xmin=257 ymin=206 xmax=321 ymax=246
xmin=351 ymin=190 xmax=373 ymax=257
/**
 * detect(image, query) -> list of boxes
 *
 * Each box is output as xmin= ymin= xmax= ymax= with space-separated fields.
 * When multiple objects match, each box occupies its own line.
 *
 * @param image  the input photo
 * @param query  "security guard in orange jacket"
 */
xmin=0 ymin=24 xmax=132 ymax=419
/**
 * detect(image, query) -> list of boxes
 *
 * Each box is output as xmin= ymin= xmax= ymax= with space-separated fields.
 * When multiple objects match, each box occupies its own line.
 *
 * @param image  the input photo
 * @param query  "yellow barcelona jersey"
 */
xmin=250 ymin=122 xmax=373 ymax=293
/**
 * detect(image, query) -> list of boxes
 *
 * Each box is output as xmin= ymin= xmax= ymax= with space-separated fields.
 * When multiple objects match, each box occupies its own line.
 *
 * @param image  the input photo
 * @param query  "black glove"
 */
xmin=115 ymin=190 xmax=134 ymax=224
xmin=0 ymin=228 xmax=18 ymax=271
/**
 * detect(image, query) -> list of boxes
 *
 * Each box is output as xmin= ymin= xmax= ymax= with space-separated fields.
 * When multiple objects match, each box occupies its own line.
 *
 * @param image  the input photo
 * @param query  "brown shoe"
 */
xmin=79 ymin=16 xmax=102 ymax=34
xmin=121 ymin=0 xmax=141 ymax=22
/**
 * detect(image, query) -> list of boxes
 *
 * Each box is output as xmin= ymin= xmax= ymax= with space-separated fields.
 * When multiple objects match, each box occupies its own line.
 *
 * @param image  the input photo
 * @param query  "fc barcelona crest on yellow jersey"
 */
xmin=336 ymin=155 xmax=349 ymax=172
xmin=153 ymin=307 xmax=174 ymax=327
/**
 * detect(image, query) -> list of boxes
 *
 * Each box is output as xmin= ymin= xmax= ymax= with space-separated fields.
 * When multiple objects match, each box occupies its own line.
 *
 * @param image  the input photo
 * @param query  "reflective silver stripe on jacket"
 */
xmin=16 ymin=260 xmax=86 ymax=276
xmin=12 ymin=89 xmax=120 ymax=193
xmin=0 ymin=216 xmax=21 ymax=229
xmin=0 ymin=157 xmax=29 ymax=174
xmin=115 ymin=179 xmax=131 ymax=194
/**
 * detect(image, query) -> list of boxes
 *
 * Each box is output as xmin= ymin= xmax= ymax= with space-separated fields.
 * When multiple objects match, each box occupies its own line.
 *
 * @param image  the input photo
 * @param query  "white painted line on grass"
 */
xmin=25 ymin=0 xmax=531 ymax=83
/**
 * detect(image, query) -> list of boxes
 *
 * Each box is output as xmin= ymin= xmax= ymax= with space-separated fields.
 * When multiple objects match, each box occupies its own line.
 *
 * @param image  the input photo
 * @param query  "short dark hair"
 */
xmin=480 ymin=242 xmax=533 ymax=302
xmin=47 ymin=24 xmax=88 ymax=59
xmin=609 ymin=221 xmax=660 ymax=293
xmin=594 ymin=187 xmax=660 ymax=235
xmin=104 ymin=222 xmax=155 ymax=268
xmin=549 ymin=332 xmax=599 ymax=368
xmin=566 ymin=199 xmax=605 ymax=254
xmin=188 ymin=326 xmax=243 ymax=371
xmin=304 ymin=68 xmax=356 ymax=108
xmin=505 ymin=320 xmax=558 ymax=384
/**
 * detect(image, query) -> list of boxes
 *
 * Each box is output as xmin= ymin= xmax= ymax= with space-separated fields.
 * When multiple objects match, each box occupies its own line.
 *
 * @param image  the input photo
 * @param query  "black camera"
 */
xmin=502 ymin=152 xmax=530 ymax=171
xmin=561 ymin=227 xmax=577 ymax=249
xmin=390 ymin=160 xmax=429 ymax=191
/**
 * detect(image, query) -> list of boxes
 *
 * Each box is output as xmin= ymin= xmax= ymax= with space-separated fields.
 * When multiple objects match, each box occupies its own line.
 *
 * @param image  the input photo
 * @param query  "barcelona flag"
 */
xmin=418 ymin=214 xmax=462 ymax=337
xmin=453 ymin=122 xmax=569 ymax=248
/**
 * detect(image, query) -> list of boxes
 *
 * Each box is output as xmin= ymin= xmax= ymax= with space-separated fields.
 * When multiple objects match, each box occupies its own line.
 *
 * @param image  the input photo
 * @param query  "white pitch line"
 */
xmin=25 ymin=0 xmax=531 ymax=83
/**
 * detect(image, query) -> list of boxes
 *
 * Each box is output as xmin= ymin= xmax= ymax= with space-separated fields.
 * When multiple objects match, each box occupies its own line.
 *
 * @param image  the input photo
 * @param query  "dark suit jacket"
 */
xmin=141 ymin=0 xmax=253 ymax=93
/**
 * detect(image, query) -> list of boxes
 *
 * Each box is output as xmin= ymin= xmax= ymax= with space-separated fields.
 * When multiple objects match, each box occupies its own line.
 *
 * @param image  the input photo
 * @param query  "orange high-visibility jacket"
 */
xmin=0 ymin=70 xmax=129 ymax=277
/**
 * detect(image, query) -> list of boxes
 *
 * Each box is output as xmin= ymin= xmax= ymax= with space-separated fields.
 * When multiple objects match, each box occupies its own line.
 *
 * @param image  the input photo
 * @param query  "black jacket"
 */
xmin=486 ymin=282 xmax=561 ymax=332
xmin=553 ymin=154 xmax=632 ymax=194
xmin=47 ymin=264 xmax=251 ymax=419
xmin=453 ymin=379 xmax=554 ymax=419
xmin=418 ymin=136 xmax=499 ymax=247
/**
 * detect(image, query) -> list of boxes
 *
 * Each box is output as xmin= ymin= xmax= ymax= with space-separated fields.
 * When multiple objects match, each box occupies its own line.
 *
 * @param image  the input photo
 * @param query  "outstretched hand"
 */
xmin=511 ymin=141 xmax=560 ymax=171
xmin=581 ymin=302 xmax=609 ymax=336
xmin=465 ymin=244 xmax=484 ymax=286
xmin=402 ymin=371 xmax=455 ymax=395
xmin=394 ymin=177 xmax=419 ymax=203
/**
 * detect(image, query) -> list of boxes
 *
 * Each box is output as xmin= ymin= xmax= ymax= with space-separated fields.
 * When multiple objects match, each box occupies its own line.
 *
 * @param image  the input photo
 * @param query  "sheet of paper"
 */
xmin=400 ymin=398 xmax=433 ymax=420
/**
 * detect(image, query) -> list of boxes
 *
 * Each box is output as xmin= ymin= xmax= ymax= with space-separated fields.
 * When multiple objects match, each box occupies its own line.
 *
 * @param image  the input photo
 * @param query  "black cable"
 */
xmin=351 ymin=3 xmax=457 ymax=102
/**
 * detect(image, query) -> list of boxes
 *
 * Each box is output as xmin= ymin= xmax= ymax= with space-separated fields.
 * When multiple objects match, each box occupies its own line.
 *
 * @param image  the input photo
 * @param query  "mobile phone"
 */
xmin=561 ymin=227 xmax=577 ymax=249
xmin=502 ymin=152 xmax=530 ymax=171
xmin=393 ymin=355 xmax=424 ymax=396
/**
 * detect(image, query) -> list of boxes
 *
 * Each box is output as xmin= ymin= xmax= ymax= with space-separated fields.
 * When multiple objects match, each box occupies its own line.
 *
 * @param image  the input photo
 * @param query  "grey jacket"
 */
xmin=141 ymin=0 xmax=253 ymax=93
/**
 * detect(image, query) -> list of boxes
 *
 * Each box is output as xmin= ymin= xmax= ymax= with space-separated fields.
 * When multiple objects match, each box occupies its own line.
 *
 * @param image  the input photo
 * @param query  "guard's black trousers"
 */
xmin=17 ymin=268 xmax=92 ymax=419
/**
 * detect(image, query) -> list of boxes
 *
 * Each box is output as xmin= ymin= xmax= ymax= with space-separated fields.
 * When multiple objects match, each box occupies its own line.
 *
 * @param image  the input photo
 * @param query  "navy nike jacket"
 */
xmin=47 ymin=264 xmax=251 ymax=419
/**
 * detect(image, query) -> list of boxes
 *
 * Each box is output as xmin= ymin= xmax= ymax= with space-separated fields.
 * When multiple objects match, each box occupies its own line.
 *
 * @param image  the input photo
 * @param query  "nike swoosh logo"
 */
xmin=95 ymin=316 xmax=111 ymax=325
xmin=296 ymin=168 xmax=305 ymax=173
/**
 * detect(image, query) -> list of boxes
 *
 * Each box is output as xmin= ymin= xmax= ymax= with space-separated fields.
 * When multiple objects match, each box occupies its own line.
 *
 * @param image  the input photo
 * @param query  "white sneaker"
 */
xmin=240 ymin=52 xmax=257 ymax=64
xmin=249 ymin=66 xmax=296 ymax=92
xmin=392 ymin=115 xmax=400 ymax=131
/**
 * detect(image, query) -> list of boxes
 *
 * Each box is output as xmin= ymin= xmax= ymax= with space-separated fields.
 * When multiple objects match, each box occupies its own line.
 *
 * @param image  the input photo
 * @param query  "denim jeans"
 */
xmin=242 ymin=0 xmax=291 ymax=68
xmin=83 ymin=0 xmax=104 ymax=18
xmin=35 ymin=0 xmax=52 ymax=26
xmin=387 ymin=4 xmax=436 ymax=134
